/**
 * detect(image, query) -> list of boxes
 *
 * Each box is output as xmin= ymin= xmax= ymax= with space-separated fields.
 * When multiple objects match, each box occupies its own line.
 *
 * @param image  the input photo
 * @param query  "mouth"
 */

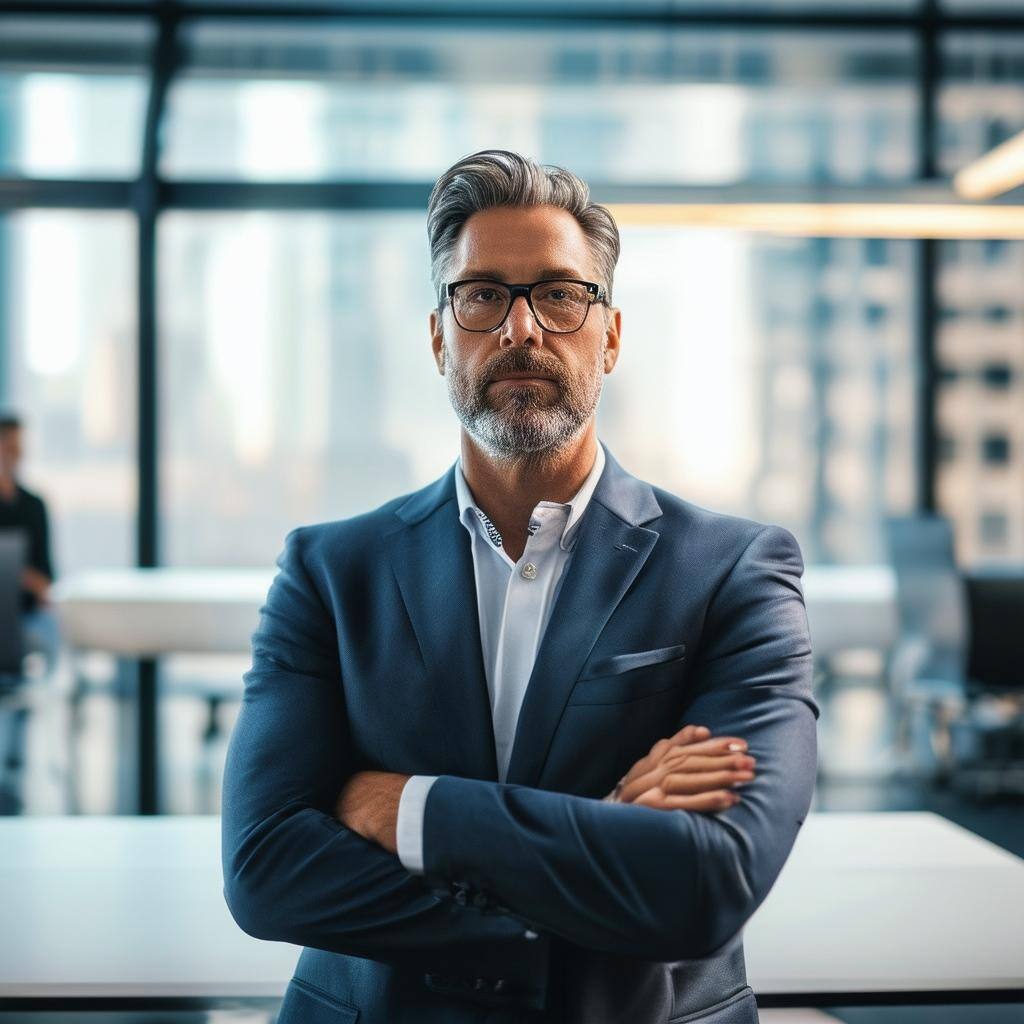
xmin=489 ymin=372 xmax=557 ymax=385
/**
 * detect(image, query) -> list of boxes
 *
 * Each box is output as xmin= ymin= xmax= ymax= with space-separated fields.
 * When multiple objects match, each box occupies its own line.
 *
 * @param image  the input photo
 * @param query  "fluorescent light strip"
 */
xmin=608 ymin=203 xmax=1024 ymax=238
xmin=954 ymin=130 xmax=1024 ymax=201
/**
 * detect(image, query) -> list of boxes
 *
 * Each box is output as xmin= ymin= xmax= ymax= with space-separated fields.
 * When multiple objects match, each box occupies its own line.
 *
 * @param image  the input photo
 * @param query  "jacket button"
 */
xmin=493 ymin=978 xmax=506 ymax=992
xmin=474 ymin=977 xmax=487 ymax=990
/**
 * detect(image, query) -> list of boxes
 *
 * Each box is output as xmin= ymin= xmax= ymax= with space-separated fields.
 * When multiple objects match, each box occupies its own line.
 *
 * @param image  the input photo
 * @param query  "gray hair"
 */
xmin=426 ymin=149 xmax=621 ymax=306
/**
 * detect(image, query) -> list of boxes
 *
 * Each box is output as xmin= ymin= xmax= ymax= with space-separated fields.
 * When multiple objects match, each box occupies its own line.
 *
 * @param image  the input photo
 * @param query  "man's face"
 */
xmin=430 ymin=205 xmax=620 ymax=460
xmin=0 ymin=428 xmax=22 ymax=475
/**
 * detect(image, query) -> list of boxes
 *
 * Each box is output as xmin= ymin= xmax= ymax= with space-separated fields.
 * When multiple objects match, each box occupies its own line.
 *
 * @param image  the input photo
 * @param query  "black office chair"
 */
xmin=0 ymin=529 xmax=28 ymax=813
xmin=885 ymin=515 xmax=1024 ymax=797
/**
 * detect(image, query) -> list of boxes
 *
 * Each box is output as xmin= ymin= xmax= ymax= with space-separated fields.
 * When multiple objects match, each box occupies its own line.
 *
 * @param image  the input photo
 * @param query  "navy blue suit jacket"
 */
xmin=221 ymin=443 xmax=819 ymax=1024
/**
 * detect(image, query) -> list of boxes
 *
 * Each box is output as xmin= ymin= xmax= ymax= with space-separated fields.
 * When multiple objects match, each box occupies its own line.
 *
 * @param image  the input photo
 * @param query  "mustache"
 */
xmin=480 ymin=350 xmax=564 ymax=385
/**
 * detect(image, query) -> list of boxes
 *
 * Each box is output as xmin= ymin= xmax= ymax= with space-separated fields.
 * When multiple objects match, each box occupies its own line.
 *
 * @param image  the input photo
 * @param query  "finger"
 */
xmin=664 ymin=723 xmax=712 ymax=746
xmin=659 ymin=752 xmax=756 ymax=774
xmin=662 ymin=736 xmax=751 ymax=759
xmin=618 ymin=766 xmax=674 ymax=804
xmin=659 ymin=769 xmax=754 ymax=795
xmin=626 ymin=731 xmax=742 ymax=798
xmin=633 ymin=789 xmax=740 ymax=812
xmin=643 ymin=725 xmax=715 ymax=767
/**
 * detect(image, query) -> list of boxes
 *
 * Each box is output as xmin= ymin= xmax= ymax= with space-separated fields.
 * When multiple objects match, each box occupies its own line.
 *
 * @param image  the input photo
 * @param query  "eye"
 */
xmin=468 ymin=286 xmax=504 ymax=303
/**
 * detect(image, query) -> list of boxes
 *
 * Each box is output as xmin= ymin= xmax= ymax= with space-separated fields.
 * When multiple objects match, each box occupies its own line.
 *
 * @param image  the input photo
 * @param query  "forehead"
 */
xmin=448 ymin=205 xmax=598 ymax=282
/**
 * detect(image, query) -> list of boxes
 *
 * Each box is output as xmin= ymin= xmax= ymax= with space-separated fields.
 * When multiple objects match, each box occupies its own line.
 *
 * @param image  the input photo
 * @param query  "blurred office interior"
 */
xmin=0 ymin=1 xmax=1024 ymax=1021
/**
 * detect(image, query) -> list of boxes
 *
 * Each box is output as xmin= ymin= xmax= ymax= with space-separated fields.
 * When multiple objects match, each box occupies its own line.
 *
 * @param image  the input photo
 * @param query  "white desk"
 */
xmin=52 ymin=568 xmax=274 ymax=656
xmin=52 ymin=565 xmax=899 ymax=660
xmin=49 ymin=565 xmax=899 ymax=814
xmin=0 ymin=812 xmax=1020 ymax=1008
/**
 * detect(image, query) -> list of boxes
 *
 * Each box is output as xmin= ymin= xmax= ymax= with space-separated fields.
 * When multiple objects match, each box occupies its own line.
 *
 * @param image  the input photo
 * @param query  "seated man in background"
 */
xmin=0 ymin=413 xmax=59 ymax=674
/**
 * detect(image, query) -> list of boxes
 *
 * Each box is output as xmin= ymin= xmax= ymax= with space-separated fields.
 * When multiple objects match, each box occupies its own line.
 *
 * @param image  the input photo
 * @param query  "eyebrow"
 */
xmin=454 ymin=267 xmax=589 ymax=282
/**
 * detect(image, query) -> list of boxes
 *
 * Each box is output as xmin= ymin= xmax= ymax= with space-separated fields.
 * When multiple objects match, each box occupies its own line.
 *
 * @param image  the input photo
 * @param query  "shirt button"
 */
xmin=521 ymin=563 xmax=538 ymax=580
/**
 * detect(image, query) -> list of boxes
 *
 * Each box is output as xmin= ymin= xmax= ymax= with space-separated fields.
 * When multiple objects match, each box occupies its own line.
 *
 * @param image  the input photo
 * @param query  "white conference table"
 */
xmin=52 ymin=564 xmax=899 ymax=660
xmin=0 ymin=812 xmax=1020 ymax=1010
xmin=49 ymin=565 xmax=898 ymax=814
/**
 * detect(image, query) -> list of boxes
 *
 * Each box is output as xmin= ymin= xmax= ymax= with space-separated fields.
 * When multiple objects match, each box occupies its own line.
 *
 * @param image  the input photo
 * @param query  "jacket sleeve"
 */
xmin=419 ymin=524 xmax=819 ymax=962
xmin=220 ymin=527 xmax=550 ymax=998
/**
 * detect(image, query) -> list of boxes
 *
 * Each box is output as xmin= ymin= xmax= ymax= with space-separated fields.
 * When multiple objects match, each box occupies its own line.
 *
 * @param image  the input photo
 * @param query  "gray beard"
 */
xmin=443 ymin=340 xmax=604 ymax=464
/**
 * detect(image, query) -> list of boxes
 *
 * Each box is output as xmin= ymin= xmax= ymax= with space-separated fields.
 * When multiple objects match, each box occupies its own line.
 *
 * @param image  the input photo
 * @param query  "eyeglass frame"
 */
xmin=439 ymin=278 xmax=609 ymax=334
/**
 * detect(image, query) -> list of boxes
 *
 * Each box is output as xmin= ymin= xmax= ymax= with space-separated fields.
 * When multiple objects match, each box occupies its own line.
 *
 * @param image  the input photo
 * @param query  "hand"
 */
xmin=605 ymin=724 xmax=755 ymax=813
xmin=21 ymin=567 xmax=51 ymax=605
xmin=334 ymin=770 xmax=411 ymax=854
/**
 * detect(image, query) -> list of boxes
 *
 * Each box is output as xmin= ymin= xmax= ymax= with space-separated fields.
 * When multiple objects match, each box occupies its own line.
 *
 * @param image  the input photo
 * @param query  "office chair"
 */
xmin=0 ymin=529 xmax=28 ymax=813
xmin=885 ymin=515 xmax=1024 ymax=797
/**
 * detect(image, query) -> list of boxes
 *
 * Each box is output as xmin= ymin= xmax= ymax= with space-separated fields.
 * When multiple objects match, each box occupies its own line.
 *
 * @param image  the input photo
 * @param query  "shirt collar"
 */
xmin=455 ymin=442 xmax=606 ymax=553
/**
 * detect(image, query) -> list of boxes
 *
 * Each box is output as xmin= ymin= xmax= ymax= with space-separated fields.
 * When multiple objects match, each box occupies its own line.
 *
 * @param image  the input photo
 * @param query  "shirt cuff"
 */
xmin=396 ymin=774 xmax=440 ymax=875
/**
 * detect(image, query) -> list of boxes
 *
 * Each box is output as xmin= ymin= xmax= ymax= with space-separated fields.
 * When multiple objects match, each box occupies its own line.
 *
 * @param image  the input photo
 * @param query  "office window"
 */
xmin=982 ymin=363 xmax=1013 ymax=388
xmin=0 ymin=211 xmax=136 ymax=573
xmin=158 ymin=211 xmax=453 ymax=567
xmin=162 ymin=23 xmax=917 ymax=186
xmin=0 ymin=18 xmax=152 ymax=178
xmin=159 ymin=213 xmax=915 ymax=567
xmin=935 ymin=240 xmax=1024 ymax=565
xmin=982 ymin=434 xmax=1011 ymax=464
xmin=605 ymin=230 xmax=917 ymax=564
xmin=939 ymin=33 xmax=1024 ymax=177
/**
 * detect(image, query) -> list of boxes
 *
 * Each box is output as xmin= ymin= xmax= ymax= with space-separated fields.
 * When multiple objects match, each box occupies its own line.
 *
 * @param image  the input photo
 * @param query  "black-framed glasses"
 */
xmin=441 ymin=278 xmax=608 ymax=334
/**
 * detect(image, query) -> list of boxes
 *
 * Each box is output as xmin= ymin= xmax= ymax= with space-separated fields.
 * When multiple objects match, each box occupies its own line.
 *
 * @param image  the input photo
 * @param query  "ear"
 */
xmin=602 ymin=306 xmax=621 ymax=374
xmin=429 ymin=309 xmax=445 ymax=375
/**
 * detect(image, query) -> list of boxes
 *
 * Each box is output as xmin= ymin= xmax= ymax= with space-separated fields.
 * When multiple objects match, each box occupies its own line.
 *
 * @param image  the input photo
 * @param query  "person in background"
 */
xmin=0 ymin=413 xmax=59 ymax=674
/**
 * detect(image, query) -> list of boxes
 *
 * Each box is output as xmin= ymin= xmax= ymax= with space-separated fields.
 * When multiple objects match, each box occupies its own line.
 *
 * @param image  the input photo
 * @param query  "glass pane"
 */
xmin=935 ymin=239 xmax=1024 ymax=566
xmin=0 ymin=17 xmax=152 ymax=178
xmin=163 ymin=24 xmax=917 ymax=185
xmin=939 ymin=33 xmax=1024 ymax=177
xmin=159 ymin=211 xmax=452 ymax=566
xmin=160 ymin=212 xmax=914 ymax=567
xmin=0 ymin=211 xmax=136 ymax=574
xmin=606 ymin=230 xmax=917 ymax=564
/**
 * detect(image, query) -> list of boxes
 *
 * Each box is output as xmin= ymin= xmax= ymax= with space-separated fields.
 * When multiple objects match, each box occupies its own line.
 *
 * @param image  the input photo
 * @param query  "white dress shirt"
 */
xmin=395 ymin=442 xmax=607 ymax=874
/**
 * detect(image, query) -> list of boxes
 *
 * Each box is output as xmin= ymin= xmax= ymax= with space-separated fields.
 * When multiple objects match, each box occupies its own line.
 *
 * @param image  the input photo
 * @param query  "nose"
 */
xmin=499 ymin=294 xmax=543 ymax=348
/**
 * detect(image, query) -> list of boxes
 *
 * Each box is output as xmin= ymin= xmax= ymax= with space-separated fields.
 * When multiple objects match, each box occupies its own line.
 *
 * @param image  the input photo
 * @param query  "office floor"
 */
xmin=1 ymin=668 xmax=1022 ymax=1022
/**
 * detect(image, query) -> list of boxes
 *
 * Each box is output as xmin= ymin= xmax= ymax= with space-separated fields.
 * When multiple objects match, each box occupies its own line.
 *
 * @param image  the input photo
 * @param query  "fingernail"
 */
xmin=728 ymin=743 xmax=744 ymax=751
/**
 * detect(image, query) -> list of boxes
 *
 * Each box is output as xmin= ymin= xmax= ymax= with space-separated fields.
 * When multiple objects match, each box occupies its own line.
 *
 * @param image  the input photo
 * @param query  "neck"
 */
xmin=459 ymin=424 xmax=599 ymax=561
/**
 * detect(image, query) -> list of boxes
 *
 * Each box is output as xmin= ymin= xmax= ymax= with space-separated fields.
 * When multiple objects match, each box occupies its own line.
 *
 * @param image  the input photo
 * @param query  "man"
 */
xmin=0 ymin=413 xmax=59 ymax=674
xmin=221 ymin=151 xmax=818 ymax=1024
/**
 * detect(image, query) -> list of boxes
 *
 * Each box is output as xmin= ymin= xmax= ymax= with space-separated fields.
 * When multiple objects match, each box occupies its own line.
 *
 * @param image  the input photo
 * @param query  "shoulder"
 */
xmin=275 ymin=477 xmax=444 ymax=575
xmin=645 ymin=481 xmax=803 ymax=574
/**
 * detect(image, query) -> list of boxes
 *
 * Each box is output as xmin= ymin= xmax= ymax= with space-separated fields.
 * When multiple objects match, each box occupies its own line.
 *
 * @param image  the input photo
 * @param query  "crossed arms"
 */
xmin=221 ymin=523 xmax=818 ymax=988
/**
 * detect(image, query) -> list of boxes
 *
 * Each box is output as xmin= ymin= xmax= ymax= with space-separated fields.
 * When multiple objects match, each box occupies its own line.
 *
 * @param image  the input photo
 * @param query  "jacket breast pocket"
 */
xmin=568 ymin=643 xmax=687 ymax=705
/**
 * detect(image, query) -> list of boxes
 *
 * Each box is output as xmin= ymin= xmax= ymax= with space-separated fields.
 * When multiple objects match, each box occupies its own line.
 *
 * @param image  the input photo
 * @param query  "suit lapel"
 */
xmin=386 ymin=466 xmax=499 ymax=781
xmin=504 ymin=446 xmax=663 ymax=788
